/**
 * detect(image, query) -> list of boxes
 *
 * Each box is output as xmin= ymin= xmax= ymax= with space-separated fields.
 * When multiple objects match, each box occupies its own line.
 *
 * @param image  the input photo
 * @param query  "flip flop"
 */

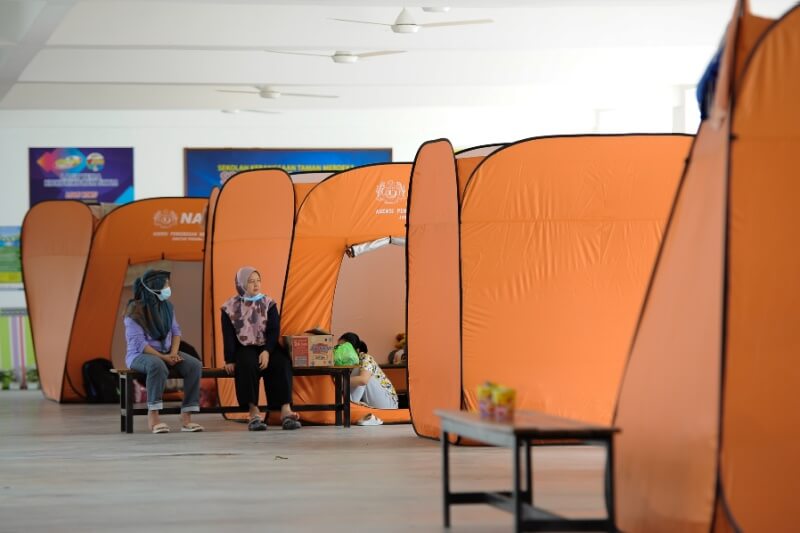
xmin=281 ymin=417 xmax=302 ymax=430
xmin=248 ymin=417 xmax=267 ymax=431
xmin=151 ymin=423 xmax=170 ymax=434
xmin=357 ymin=414 xmax=384 ymax=426
xmin=181 ymin=422 xmax=205 ymax=432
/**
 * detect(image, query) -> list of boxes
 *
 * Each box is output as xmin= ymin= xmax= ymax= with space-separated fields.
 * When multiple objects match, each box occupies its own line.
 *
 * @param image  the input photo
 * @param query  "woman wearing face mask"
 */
xmin=221 ymin=266 xmax=301 ymax=431
xmin=124 ymin=269 xmax=203 ymax=434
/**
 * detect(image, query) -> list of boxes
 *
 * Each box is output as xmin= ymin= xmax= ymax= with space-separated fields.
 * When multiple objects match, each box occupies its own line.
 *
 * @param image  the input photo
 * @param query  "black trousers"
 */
xmin=233 ymin=345 xmax=293 ymax=410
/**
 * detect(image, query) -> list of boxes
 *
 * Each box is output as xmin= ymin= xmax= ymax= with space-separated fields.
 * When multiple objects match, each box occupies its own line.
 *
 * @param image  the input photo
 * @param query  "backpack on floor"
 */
xmin=82 ymin=358 xmax=119 ymax=403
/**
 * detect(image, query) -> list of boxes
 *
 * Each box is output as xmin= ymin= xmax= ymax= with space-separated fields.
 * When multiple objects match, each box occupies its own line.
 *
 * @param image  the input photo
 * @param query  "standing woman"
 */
xmin=124 ymin=269 xmax=204 ymax=434
xmin=221 ymin=266 xmax=301 ymax=431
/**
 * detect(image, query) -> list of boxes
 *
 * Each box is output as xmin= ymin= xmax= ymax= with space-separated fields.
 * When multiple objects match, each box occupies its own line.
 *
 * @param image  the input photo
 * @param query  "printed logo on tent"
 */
xmin=376 ymin=180 xmax=407 ymax=205
xmin=374 ymin=180 xmax=408 ymax=221
xmin=153 ymin=210 xmax=179 ymax=229
xmin=152 ymin=210 xmax=205 ymax=242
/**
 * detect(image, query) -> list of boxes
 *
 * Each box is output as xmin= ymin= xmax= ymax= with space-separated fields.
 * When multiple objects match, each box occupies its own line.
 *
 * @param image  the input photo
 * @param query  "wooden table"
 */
xmin=436 ymin=409 xmax=619 ymax=532
xmin=114 ymin=366 xmax=355 ymax=433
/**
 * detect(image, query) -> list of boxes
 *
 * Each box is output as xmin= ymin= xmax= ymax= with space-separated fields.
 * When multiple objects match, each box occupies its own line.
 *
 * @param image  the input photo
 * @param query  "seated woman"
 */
xmin=338 ymin=332 xmax=398 ymax=411
xmin=124 ymin=269 xmax=203 ymax=434
xmin=221 ymin=266 xmax=301 ymax=431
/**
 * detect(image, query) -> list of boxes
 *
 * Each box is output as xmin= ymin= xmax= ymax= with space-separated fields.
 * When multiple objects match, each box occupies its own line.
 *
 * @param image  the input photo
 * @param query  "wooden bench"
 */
xmin=114 ymin=366 xmax=355 ymax=433
xmin=436 ymin=409 xmax=619 ymax=533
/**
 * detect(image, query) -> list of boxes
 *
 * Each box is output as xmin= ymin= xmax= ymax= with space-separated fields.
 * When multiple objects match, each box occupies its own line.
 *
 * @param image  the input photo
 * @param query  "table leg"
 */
xmin=343 ymin=371 xmax=351 ymax=428
xmin=525 ymin=439 xmax=533 ymax=505
xmin=334 ymin=373 xmax=342 ymax=426
xmin=442 ymin=430 xmax=451 ymax=528
xmin=125 ymin=374 xmax=134 ymax=434
xmin=513 ymin=437 xmax=522 ymax=533
xmin=605 ymin=437 xmax=618 ymax=532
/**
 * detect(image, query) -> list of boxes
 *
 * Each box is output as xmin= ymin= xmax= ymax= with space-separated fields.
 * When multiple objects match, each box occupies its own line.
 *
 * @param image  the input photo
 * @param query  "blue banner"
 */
xmin=184 ymin=148 xmax=392 ymax=197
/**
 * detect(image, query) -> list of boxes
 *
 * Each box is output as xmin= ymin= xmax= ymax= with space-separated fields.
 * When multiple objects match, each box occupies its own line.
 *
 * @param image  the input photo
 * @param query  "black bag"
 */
xmin=82 ymin=358 xmax=119 ymax=403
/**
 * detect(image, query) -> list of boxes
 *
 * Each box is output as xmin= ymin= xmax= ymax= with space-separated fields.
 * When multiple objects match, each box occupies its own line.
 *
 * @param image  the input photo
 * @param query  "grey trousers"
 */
xmin=350 ymin=368 xmax=398 ymax=409
xmin=130 ymin=352 xmax=201 ymax=412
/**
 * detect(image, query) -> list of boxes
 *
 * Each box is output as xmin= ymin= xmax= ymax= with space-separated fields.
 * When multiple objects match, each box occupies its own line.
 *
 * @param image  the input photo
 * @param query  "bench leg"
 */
xmin=343 ymin=371 xmax=351 ymax=428
xmin=119 ymin=375 xmax=126 ymax=433
xmin=333 ymin=373 xmax=342 ymax=426
xmin=125 ymin=374 xmax=134 ymax=434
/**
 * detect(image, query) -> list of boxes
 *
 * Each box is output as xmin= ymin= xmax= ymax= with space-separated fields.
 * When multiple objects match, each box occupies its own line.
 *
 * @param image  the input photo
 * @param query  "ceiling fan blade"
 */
xmin=243 ymin=109 xmax=282 ymax=114
xmin=330 ymin=18 xmax=391 ymax=27
xmin=216 ymin=89 xmax=259 ymax=94
xmin=282 ymin=92 xmax=339 ymax=99
xmin=421 ymin=19 xmax=494 ymax=28
xmin=264 ymin=49 xmax=329 ymax=58
xmin=0 ymin=40 xmax=17 ymax=48
xmin=356 ymin=50 xmax=406 ymax=59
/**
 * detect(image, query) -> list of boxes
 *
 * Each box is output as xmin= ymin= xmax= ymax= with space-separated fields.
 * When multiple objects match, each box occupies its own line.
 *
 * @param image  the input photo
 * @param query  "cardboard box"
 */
xmin=285 ymin=333 xmax=334 ymax=367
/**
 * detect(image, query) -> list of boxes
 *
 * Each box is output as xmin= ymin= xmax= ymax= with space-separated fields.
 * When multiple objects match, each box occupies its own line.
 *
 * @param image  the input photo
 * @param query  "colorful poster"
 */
xmin=184 ymin=148 xmax=392 ymax=198
xmin=0 ymin=227 xmax=21 ymax=284
xmin=29 ymin=147 xmax=134 ymax=206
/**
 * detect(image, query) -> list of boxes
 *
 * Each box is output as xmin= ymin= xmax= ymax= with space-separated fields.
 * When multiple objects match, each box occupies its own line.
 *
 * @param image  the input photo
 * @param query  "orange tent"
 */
xmin=280 ymin=163 xmax=412 ymax=424
xmin=22 ymin=201 xmax=96 ymax=401
xmin=614 ymin=2 xmax=799 ymax=531
xmin=24 ymin=197 xmax=207 ymax=402
xmin=407 ymin=134 xmax=692 ymax=439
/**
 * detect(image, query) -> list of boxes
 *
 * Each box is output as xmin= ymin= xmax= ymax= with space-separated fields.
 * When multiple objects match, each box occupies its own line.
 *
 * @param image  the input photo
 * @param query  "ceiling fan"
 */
xmin=216 ymin=85 xmax=338 ymax=99
xmin=265 ymin=49 xmax=406 ymax=64
xmin=221 ymin=109 xmax=281 ymax=115
xmin=332 ymin=7 xmax=492 ymax=34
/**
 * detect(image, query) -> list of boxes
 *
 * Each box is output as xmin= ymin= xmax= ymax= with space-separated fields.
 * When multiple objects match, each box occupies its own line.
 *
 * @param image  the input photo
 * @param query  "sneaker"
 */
xmin=248 ymin=416 xmax=267 ymax=431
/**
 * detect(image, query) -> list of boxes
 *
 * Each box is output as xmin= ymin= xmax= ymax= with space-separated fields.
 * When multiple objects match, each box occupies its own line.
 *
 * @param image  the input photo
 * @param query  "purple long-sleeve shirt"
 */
xmin=124 ymin=315 xmax=182 ymax=368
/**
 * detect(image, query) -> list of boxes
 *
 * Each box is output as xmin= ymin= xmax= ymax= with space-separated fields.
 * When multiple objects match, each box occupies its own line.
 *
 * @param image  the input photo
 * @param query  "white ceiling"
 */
xmin=0 ymin=0 xmax=796 ymax=111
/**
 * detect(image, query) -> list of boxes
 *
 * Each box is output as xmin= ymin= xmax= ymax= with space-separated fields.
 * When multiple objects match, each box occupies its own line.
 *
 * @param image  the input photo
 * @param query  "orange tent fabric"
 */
xmin=406 ymin=140 xmax=462 ymax=439
xmin=62 ymin=198 xmax=207 ymax=401
xmin=460 ymin=134 xmax=690 ymax=424
xmin=21 ymin=201 xmax=96 ymax=401
xmin=209 ymin=170 xmax=295 ymax=411
xmin=281 ymin=163 xmax=412 ymax=424
xmin=614 ymin=1 xmax=798 ymax=530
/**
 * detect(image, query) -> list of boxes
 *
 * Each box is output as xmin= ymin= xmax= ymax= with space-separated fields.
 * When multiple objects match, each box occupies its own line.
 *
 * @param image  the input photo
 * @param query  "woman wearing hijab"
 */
xmin=221 ymin=266 xmax=301 ymax=431
xmin=124 ymin=269 xmax=203 ymax=434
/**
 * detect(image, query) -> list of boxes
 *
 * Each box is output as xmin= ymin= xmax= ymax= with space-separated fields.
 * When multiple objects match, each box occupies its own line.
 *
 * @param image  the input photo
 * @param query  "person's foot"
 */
xmin=248 ymin=415 xmax=267 ymax=431
xmin=148 ymin=411 xmax=162 ymax=431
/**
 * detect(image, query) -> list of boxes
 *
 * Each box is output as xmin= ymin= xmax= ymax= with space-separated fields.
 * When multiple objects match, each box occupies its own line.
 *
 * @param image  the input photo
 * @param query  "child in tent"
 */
xmin=338 ymin=332 xmax=399 ymax=419
xmin=221 ymin=266 xmax=301 ymax=431
xmin=124 ymin=269 xmax=204 ymax=434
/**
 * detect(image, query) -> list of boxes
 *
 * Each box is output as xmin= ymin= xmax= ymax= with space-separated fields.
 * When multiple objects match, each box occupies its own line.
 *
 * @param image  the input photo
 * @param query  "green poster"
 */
xmin=0 ymin=227 xmax=21 ymax=283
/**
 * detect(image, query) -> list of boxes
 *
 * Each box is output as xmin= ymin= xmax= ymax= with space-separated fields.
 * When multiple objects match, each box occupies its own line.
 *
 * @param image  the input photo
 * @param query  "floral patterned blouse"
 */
xmin=359 ymin=353 xmax=398 ymax=404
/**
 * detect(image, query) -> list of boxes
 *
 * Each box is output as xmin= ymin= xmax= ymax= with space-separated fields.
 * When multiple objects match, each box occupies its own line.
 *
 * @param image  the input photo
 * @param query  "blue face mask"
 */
xmin=157 ymin=286 xmax=171 ymax=301
xmin=143 ymin=281 xmax=171 ymax=302
xmin=241 ymin=293 xmax=264 ymax=302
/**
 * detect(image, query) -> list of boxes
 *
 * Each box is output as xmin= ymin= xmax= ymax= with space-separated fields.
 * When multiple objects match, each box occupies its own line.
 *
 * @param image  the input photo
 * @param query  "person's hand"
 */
xmin=164 ymin=353 xmax=182 ymax=366
xmin=224 ymin=363 xmax=236 ymax=375
xmin=259 ymin=351 xmax=270 ymax=370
